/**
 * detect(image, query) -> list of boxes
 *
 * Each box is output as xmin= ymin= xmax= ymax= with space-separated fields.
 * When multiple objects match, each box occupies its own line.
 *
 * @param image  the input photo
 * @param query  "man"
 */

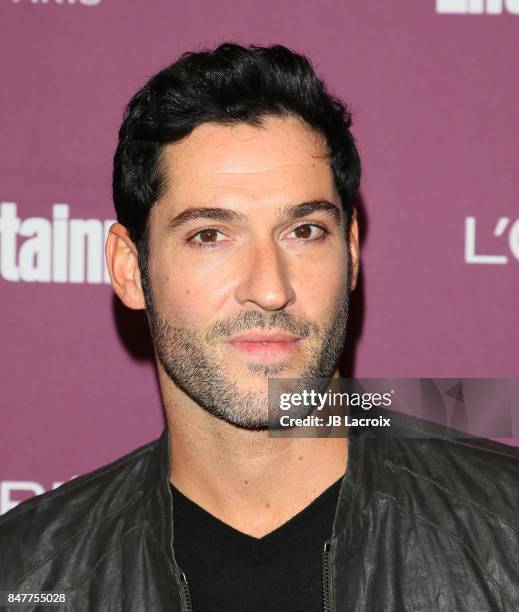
xmin=1 ymin=43 xmax=518 ymax=611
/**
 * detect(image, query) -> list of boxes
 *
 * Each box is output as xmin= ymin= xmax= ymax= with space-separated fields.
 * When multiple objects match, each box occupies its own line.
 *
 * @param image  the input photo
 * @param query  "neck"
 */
xmin=159 ymin=368 xmax=348 ymax=538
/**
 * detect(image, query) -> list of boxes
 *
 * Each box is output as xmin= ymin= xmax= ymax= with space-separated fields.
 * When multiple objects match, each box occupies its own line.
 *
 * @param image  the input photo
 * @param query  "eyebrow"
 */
xmin=165 ymin=199 xmax=342 ymax=232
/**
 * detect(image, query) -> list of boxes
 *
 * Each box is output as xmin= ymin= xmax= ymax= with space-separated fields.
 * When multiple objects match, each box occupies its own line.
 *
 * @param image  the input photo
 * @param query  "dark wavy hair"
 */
xmin=112 ymin=43 xmax=361 ymax=274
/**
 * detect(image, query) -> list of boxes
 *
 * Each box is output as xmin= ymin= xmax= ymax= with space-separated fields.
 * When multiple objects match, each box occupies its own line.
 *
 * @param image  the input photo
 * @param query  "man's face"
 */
xmin=144 ymin=115 xmax=355 ymax=429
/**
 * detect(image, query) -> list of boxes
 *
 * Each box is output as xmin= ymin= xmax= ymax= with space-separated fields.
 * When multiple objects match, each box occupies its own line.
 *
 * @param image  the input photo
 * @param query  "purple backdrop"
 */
xmin=1 ymin=0 xmax=518 ymax=515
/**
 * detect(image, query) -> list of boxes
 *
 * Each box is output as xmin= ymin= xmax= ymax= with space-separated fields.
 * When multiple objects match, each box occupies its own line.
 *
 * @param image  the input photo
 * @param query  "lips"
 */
xmin=228 ymin=331 xmax=301 ymax=343
xmin=226 ymin=331 xmax=302 ymax=359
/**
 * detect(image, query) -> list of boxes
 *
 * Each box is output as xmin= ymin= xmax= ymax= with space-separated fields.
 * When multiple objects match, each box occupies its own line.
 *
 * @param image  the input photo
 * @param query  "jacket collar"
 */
xmin=149 ymin=423 xmax=367 ymax=553
xmin=144 ymin=427 xmax=178 ymax=566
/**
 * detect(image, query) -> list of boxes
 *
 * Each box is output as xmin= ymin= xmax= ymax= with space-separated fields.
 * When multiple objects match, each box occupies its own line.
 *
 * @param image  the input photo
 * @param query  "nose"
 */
xmin=234 ymin=238 xmax=295 ymax=311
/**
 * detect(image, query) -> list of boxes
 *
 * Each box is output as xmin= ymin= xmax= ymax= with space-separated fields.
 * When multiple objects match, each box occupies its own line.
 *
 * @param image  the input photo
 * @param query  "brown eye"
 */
xmin=199 ymin=229 xmax=219 ymax=242
xmin=189 ymin=227 xmax=229 ymax=247
xmin=289 ymin=224 xmax=327 ymax=242
xmin=294 ymin=225 xmax=313 ymax=239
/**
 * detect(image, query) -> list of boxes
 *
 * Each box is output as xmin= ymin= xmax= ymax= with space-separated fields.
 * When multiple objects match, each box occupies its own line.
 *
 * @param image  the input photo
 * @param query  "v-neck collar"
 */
xmin=170 ymin=475 xmax=344 ymax=546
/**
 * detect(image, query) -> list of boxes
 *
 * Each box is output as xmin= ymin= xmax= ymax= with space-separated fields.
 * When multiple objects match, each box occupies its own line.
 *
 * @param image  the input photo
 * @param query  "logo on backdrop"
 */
xmin=437 ymin=0 xmax=519 ymax=12
xmin=12 ymin=0 xmax=101 ymax=5
xmin=464 ymin=216 xmax=519 ymax=264
xmin=0 ymin=202 xmax=115 ymax=284
xmin=1 ymin=479 xmax=75 ymax=515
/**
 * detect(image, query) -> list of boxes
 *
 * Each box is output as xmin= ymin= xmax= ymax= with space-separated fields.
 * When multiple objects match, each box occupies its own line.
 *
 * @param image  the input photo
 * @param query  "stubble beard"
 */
xmin=142 ymin=268 xmax=349 ymax=431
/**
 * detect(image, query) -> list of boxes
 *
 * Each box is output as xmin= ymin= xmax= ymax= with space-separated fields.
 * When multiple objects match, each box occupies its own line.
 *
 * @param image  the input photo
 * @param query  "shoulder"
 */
xmin=381 ymin=411 xmax=519 ymax=496
xmin=365 ymin=411 xmax=519 ymax=549
xmin=0 ymin=435 xmax=162 ymax=590
xmin=344 ymin=412 xmax=519 ymax=606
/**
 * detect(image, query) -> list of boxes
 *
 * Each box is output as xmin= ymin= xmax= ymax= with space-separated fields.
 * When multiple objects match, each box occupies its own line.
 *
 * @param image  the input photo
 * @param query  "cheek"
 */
xmin=295 ymin=256 xmax=348 ymax=326
xmin=299 ymin=270 xmax=347 ymax=320
xmin=150 ymin=255 xmax=231 ymax=322
xmin=295 ymin=249 xmax=348 ymax=304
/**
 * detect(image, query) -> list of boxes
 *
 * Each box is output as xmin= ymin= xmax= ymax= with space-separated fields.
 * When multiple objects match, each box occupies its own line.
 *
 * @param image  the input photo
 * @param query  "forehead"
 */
xmin=156 ymin=115 xmax=338 ymax=213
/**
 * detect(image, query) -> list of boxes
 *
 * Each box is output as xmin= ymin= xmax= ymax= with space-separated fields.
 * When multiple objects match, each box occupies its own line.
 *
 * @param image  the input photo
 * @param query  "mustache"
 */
xmin=205 ymin=310 xmax=319 ymax=342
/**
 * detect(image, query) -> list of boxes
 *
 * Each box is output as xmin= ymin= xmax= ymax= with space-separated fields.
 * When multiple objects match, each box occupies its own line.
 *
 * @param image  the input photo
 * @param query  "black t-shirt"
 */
xmin=171 ymin=477 xmax=342 ymax=612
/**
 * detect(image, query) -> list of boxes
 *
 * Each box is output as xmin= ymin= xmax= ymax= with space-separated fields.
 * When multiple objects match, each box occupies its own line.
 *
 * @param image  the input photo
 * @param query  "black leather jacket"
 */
xmin=1 ymin=414 xmax=519 ymax=611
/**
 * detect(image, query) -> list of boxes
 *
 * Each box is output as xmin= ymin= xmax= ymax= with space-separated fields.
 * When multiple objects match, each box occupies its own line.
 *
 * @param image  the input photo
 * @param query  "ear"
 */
xmin=348 ymin=210 xmax=360 ymax=292
xmin=105 ymin=223 xmax=146 ymax=310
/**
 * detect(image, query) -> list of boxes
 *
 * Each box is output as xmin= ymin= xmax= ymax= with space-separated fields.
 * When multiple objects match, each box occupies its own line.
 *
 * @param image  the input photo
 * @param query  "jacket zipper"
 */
xmin=179 ymin=570 xmax=193 ymax=612
xmin=322 ymin=540 xmax=332 ymax=612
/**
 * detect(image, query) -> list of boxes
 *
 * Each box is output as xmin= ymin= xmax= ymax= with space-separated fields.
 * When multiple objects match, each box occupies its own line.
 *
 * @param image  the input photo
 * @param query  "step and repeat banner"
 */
xmin=1 ymin=0 xmax=518 ymax=514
